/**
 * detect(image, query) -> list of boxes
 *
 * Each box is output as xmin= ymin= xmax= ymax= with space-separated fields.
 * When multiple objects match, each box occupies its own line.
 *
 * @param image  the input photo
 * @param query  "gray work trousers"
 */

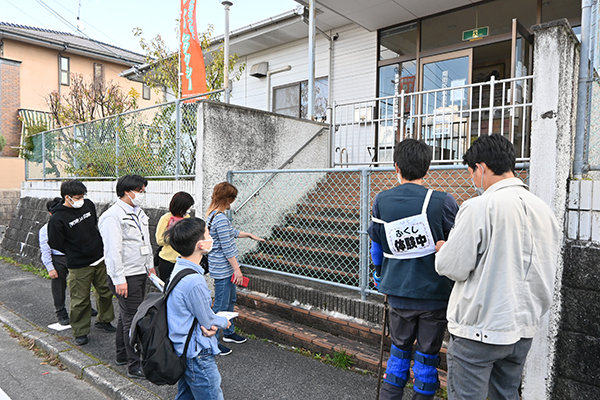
xmin=446 ymin=335 xmax=533 ymax=400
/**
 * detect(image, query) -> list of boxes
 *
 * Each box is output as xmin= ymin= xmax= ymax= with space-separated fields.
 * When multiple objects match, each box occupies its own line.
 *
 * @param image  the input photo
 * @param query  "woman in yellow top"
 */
xmin=155 ymin=191 xmax=195 ymax=283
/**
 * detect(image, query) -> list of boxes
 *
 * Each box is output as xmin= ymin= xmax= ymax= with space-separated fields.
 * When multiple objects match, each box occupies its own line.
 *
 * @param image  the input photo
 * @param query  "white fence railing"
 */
xmin=331 ymin=75 xmax=533 ymax=167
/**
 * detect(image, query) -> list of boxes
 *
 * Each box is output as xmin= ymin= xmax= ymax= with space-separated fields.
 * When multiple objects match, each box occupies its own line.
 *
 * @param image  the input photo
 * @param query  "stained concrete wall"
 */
xmin=523 ymin=19 xmax=579 ymax=400
xmin=196 ymin=101 xmax=329 ymax=212
xmin=195 ymin=101 xmax=329 ymax=256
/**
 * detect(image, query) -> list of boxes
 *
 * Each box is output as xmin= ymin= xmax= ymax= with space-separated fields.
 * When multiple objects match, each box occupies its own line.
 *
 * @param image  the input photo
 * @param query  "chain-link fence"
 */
xmin=229 ymin=164 xmax=529 ymax=299
xmin=25 ymin=91 xmax=222 ymax=180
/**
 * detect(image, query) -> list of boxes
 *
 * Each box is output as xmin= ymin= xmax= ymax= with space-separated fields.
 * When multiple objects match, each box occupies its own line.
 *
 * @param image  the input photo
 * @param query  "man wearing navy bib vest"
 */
xmin=368 ymin=139 xmax=458 ymax=400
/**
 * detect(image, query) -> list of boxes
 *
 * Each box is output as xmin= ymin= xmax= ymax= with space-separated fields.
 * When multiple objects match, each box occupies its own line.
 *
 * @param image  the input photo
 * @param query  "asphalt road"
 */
xmin=0 ymin=260 xmax=390 ymax=400
xmin=0 ymin=324 xmax=109 ymax=400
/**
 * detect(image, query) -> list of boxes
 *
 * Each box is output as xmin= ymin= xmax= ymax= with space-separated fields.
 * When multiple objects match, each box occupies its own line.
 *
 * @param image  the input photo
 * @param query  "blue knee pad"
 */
xmin=383 ymin=345 xmax=410 ymax=388
xmin=412 ymin=351 xmax=440 ymax=395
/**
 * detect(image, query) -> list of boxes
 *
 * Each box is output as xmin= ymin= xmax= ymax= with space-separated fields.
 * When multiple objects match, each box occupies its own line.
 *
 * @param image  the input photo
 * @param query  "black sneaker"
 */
xmin=74 ymin=335 xmax=88 ymax=346
xmin=58 ymin=316 xmax=70 ymax=326
xmin=223 ymin=333 xmax=247 ymax=344
xmin=127 ymin=367 xmax=145 ymax=379
xmin=115 ymin=357 xmax=127 ymax=366
xmin=94 ymin=322 xmax=116 ymax=332
xmin=218 ymin=343 xmax=232 ymax=356
xmin=91 ymin=307 xmax=98 ymax=317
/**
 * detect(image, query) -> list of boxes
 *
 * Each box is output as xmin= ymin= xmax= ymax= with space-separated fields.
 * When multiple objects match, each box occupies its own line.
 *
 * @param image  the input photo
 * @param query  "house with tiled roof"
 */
xmin=0 ymin=22 xmax=154 ymax=157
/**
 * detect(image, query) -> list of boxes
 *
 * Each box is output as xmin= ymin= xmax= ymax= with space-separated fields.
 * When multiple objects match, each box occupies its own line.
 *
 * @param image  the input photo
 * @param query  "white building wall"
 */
xmin=230 ymin=24 xmax=377 ymax=112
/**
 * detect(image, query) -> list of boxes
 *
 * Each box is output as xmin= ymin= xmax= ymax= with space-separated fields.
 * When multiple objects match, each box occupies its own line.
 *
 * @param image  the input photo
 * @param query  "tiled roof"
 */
xmin=0 ymin=22 xmax=145 ymax=65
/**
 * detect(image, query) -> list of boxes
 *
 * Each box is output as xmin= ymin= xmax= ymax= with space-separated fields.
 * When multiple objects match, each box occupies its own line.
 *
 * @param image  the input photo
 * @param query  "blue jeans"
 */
xmin=176 ymin=352 xmax=223 ymax=400
xmin=212 ymin=277 xmax=236 ymax=336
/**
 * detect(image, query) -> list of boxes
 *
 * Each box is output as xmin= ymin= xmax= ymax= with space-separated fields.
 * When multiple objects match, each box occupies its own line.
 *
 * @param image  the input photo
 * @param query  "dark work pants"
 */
xmin=380 ymin=307 xmax=447 ymax=400
xmin=50 ymin=255 xmax=69 ymax=319
xmin=108 ymin=274 xmax=147 ymax=371
xmin=158 ymin=257 xmax=175 ymax=284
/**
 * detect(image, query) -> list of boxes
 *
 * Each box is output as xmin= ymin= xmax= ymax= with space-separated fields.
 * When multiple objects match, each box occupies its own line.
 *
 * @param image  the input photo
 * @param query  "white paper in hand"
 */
xmin=149 ymin=274 xmax=165 ymax=292
xmin=216 ymin=311 xmax=239 ymax=320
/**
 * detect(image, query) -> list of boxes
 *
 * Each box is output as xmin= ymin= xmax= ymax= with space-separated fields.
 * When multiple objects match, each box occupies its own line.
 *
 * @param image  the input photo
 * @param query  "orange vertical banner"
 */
xmin=180 ymin=0 xmax=207 ymax=98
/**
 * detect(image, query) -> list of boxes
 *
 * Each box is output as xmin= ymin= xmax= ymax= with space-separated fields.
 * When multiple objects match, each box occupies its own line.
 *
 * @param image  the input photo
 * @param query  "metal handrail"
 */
xmin=230 ymin=162 xmax=530 ymax=175
xmin=232 ymin=126 xmax=327 ymax=214
xmin=333 ymin=75 xmax=533 ymax=108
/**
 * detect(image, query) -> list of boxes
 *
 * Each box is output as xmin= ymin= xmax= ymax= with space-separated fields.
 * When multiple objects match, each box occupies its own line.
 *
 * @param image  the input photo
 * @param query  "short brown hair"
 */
xmin=206 ymin=182 xmax=238 ymax=216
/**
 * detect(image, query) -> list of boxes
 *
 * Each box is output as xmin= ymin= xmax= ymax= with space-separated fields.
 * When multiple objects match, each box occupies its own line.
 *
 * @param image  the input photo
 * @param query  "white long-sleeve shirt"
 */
xmin=435 ymin=178 xmax=560 ymax=345
xmin=98 ymin=199 xmax=152 ymax=285
xmin=39 ymin=223 xmax=65 ymax=272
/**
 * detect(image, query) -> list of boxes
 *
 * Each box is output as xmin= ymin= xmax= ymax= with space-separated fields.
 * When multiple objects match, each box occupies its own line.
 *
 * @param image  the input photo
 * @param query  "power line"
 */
xmin=45 ymin=0 xmax=124 ymax=48
xmin=4 ymin=0 xmax=49 ymax=28
xmin=33 ymin=0 xmax=131 ymax=62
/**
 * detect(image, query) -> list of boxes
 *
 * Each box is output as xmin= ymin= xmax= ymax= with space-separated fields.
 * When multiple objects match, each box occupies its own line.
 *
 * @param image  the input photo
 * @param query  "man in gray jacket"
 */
xmin=435 ymin=134 xmax=560 ymax=400
xmin=99 ymin=174 xmax=155 ymax=379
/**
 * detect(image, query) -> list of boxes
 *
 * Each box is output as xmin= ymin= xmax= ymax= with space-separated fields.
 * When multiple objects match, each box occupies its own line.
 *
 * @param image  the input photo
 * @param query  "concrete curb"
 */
xmin=0 ymin=304 xmax=159 ymax=400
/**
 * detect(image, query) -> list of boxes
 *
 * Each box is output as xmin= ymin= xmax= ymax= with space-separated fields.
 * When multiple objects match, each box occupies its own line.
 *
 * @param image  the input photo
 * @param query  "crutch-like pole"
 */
xmin=376 ymin=294 xmax=389 ymax=400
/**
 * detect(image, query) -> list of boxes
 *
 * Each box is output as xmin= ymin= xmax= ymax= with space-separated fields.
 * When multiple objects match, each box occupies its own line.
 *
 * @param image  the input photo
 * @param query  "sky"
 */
xmin=1 ymin=0 xmax=299 ymax=54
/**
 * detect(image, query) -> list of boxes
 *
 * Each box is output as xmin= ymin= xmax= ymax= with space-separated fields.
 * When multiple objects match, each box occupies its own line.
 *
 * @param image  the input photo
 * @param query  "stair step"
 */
xmin=236 ymin=290 xmax=447 ymax=370
xmin=243 ymin=253 xmax=360 ymax=285
xmin=262 ymin=240 xmax=358 ymax=259
xmin=284 ymin=213 xmax=359 ymax=233
xmin=235 ymin=304 xmax=384 ymax=372
xmin=234 ymin=304 xmax=447 ymax=387
xmin=237 ymin=291 xmax=386 ymax=347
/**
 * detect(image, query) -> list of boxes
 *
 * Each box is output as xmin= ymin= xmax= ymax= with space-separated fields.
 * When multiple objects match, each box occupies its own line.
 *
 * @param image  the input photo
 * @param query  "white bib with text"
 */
xmin=372 ymin=189 xmax=436 ymax=260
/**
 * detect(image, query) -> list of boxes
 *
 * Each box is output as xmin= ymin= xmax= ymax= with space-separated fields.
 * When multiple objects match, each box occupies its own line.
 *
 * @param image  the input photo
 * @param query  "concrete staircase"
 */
xmin=231 ymin=169 xmax=478 ymax=384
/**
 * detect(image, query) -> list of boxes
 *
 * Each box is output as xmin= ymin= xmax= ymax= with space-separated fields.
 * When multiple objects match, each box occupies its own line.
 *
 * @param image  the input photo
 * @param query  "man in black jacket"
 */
xmin=48 ymin=180 xmax=115 ymax=345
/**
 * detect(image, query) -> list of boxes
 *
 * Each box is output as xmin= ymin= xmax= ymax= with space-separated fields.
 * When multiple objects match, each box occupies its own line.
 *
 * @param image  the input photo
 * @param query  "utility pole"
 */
xmin=222 ymin=1 xmax=233 ymax=104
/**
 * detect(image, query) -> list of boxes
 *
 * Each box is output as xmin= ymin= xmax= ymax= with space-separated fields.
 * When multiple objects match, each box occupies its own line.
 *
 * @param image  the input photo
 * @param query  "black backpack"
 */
xmin=129 ymin=268 xmax=198 ymax=385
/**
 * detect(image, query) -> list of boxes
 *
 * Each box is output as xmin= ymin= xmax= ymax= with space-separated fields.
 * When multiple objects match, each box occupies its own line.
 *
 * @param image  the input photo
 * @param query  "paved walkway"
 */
xmin=0 ymin=324 xmax=110 ymax=400
xmin=0 ymin=260 xmax=410 ymax=400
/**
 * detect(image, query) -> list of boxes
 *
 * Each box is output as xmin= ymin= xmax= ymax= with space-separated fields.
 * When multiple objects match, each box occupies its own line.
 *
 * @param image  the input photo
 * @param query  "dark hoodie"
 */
xmin=47 ymin=199 xmax=104 ymax=268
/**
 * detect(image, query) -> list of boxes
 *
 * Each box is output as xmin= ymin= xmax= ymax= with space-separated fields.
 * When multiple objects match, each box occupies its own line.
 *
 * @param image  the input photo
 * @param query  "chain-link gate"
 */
xmin=25 ymin=91 xmax=220 ymax=180
xmin=229 ymin=164 xmax=529 ymax=299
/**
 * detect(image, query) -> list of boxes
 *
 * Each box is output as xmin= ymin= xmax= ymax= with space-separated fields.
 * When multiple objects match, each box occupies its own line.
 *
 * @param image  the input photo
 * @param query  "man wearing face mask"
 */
xmin=48 ymin=180 xmax=116 ymax=346
xmin=435 ymin=134 xmax=560 ymax=399
xmin=98 ymin=174 xmax=156 ymax=379
xmin=368 ymin=139 xmax=458 ymax=400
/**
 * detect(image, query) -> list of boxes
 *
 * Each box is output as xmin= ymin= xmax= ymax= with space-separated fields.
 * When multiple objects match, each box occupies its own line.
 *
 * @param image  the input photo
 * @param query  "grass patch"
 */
xmin=0 ymin=256 xmax=49 ymax=279
xmin=292 ymin=347 xmax=356 ymax=370
xmin=234 ymin=326 xmax=257 ymax=340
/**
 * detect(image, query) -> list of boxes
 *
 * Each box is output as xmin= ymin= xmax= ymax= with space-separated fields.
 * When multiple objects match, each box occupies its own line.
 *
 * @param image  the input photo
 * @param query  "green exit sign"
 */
xmin=462 ymin=26 xmax=489 ymax=41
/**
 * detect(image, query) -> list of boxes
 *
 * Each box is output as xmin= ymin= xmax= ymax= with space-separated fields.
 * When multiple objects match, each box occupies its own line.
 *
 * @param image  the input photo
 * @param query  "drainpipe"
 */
xmin=574 ymin=0 xmax=593 ymax=179
xmin=266 ymin=65 xmax=292 ymax=111
xmin=307 ymin=0 xmax=316 ymax=119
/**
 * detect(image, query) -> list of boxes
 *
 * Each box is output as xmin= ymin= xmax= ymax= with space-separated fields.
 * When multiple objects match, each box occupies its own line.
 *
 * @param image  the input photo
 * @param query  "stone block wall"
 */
xmin=0 ymin=57 xmax=21 ymax=157
xmin=0 ymin=196 xmax=169 ymax=268
xmin=0 ymin=189 xmax=20 ymax=241
xmin=552 ymin=242 xmax=600 ymax=399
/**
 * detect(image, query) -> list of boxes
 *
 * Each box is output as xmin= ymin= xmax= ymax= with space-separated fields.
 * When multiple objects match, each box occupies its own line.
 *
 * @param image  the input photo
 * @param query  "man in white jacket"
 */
xmin=435 ymin=134 xmax=560 ymax=400
xmin=99 ymin=174 xmax=155 ymax=379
